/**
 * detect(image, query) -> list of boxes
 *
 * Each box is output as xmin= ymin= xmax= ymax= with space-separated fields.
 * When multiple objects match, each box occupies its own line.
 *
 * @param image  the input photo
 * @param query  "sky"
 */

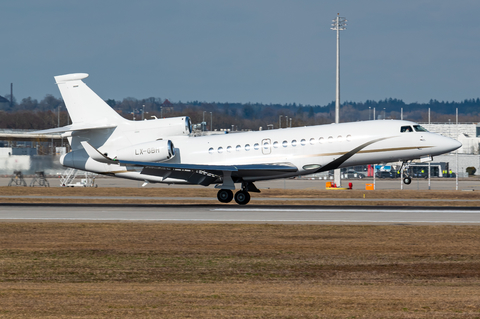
xmin=1 ymin=0 xmax=479 ymax=106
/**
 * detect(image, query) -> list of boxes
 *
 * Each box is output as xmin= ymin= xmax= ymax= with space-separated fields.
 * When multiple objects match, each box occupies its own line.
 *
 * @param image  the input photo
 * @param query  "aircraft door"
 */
xmin=262 ymin=138 xmax=272 ymax=155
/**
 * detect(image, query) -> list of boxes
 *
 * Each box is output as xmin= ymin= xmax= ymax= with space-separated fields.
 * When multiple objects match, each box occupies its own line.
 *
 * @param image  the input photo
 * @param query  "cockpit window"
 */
xmin=413 ymin=125 xmax=428 ymax=132
xmin=400 ymin=126 xmax=413 ymax=133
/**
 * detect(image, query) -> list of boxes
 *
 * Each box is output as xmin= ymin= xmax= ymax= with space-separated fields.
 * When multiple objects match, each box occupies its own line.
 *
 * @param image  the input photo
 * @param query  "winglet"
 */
xmin=80 ymin=141 xmax=117 ymax=164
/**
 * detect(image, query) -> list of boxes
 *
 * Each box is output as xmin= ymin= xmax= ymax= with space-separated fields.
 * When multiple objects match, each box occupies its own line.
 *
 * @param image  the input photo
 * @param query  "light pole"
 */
xmin=331 ymin=13 xmax=347 ymax=187
xmin=279 ymin=115 xmax=283 ymax=129
xmin=210 ymin=112 xmax=213 ymax=131
xmin=331 ymin=13 xmax=347 ymax=124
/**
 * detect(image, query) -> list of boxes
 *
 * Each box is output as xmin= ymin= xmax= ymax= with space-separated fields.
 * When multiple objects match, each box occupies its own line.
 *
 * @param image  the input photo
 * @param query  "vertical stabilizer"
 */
xmin=54 ymin=73 xmax=124 ymax=125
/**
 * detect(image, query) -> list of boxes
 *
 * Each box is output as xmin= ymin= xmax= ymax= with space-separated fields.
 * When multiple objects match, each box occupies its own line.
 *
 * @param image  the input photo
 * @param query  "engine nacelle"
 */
xmin=114 ymin=139 xmax=175 ymax=162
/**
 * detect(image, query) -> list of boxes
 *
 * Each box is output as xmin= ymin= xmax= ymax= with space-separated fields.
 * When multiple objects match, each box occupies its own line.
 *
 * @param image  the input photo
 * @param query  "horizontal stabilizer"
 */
xmin=55 ymin=73 xmax=89 ymax=84
xmin=81 ymin=141 xmax=116 ymax=164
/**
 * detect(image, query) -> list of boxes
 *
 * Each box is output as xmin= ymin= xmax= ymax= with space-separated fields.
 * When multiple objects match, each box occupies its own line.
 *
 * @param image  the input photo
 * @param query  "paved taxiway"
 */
xmin=2 ymin=204 xmax=480 ymax=224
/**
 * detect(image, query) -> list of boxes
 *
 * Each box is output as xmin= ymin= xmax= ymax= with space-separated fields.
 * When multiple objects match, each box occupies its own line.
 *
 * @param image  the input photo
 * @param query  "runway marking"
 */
xmin=212 ymin=208 xmax=480 ymax=214
xmin=3 ymin=195 xmax=480 ymax=202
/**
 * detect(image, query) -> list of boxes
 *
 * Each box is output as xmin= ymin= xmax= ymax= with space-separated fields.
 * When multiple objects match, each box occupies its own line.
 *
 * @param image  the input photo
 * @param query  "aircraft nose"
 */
xmin=439 ymin=136 xmax=462 ymax=153
xmin=450 ymin=138 xmax=462 ymax=151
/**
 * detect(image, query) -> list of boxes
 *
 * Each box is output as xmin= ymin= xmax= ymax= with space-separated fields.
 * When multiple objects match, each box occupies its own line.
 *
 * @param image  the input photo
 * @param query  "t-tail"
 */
xmin=54 ymin=73 xmax=125 ymax=129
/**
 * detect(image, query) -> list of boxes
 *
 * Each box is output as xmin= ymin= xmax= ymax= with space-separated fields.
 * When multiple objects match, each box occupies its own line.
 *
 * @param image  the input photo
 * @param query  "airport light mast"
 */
xmin=331 ymin=13 xmax=347 ymax=187
xmin=331 ymin=13 xmax=347 ymax=124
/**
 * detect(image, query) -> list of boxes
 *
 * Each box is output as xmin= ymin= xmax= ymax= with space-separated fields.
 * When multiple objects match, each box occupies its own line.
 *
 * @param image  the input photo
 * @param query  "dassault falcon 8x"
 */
xmin=39 ymin=73 xmax=461 ymax=205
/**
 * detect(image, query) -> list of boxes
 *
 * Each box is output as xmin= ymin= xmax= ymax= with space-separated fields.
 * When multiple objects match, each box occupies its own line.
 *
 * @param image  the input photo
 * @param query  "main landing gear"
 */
xmin=216 ymin=182 xmax=259 ymax=205
xmin=217 ymin=189 xmax=251 ymax=205
xmin=217 ymin=189 xmax=234 ymax=203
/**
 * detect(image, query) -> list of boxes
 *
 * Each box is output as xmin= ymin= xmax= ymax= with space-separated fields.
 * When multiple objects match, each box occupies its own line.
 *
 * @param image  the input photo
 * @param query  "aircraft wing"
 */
xmin=119 ymin=160 xmax=298 ymax=176
xmin=34 ymin=123 xmax=117 ymax=134
xmin=118 ymin=159 xmax=298 ymax=185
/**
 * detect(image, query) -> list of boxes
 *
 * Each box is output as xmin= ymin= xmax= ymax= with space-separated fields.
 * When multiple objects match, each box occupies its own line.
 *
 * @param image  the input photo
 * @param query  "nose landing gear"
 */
xmin=400 ymin=161 xmax=413 ymax=185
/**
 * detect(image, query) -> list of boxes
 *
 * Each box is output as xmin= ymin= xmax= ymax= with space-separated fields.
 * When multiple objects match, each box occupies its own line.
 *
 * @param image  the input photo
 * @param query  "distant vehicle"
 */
xmin=342 ymin=170 xmax=365 ymax=179
xmin=375 ymin=171 xmax=397 ymax=179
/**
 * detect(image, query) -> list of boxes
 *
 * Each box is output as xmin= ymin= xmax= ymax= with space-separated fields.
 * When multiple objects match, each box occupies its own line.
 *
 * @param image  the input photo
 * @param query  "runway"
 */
xmin=1 ymin=204 xmax=480 ymax=224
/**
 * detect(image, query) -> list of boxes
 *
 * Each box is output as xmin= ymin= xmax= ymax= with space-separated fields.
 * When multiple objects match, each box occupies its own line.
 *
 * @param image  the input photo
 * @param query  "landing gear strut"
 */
xmin=400 ymin=161 xmax=412 ymax=185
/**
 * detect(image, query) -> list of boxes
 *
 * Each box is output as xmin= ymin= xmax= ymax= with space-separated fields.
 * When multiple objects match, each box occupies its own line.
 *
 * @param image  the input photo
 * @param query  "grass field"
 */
xmin=1 ymin=223 xmax=479 ymax=318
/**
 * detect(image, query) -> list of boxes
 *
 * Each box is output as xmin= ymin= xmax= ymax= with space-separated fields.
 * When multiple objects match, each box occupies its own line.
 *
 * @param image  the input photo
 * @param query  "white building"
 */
xmin=422 ymin=123 xmax=480 ymax=154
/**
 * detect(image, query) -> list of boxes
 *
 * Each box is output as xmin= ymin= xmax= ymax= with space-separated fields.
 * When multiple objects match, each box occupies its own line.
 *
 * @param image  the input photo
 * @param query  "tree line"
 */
xmin=1 ymin=93 xmax=479 ymax=130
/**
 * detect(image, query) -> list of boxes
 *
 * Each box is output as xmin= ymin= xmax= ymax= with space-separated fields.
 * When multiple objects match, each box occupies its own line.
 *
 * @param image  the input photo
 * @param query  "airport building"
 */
xmin=421 ymin=123 xmax=480 ymax=154
xmin=0 ymin=129 xmax=65 ymax=175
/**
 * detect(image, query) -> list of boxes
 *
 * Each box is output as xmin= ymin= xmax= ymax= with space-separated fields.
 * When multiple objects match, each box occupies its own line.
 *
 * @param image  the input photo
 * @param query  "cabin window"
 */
xmin=328 ymin=136 xmax=333 ymax=143
xmin=227 ymin=146 xmax=232 ymax=153
xmin=208 ymin=147 xmax=214 ymax=154
xmin=273 ymin=141 xmax=279 ymax=148
xmin=236 ymin=145 xmax=241 ymax=151
xmin=401 ymin=126 xmax=413 ymax=133
xmin=413 ymin=125 xmax=429 ymax=132
xmin=301 ymin=139 xmax=306 ymax=146
xmin=310 ymin=138 xmax=315 ymax=145
xmin=218 ymin=147 xmax=224 ymax=153
xmin=245 ymin=144 xmax=251 ymax=151
xmin=337 ymin=135 xmax=343 ymax=142
xmin=319 ymin=137 xmax=324 ymax=144
xmin=292 ymin=140 xmax=297 ymax=147
xmin=254 ymin=143 xmax=260 ymax=150
xmin=282 ymin=140 xmax=288 ymax=148
xmin=263 ymin=141 xmax=270 ymax=150
xmin=346 ymin=134 xmax=352 ymax=142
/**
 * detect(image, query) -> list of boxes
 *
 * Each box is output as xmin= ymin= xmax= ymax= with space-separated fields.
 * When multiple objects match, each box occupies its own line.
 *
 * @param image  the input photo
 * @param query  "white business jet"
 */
xmin=40 ymin=73 xmax=461 ymax=205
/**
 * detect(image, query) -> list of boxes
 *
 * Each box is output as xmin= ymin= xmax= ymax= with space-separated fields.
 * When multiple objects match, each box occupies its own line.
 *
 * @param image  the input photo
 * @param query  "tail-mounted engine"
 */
xmin=114 ymin=139 xmax=175 ymax=162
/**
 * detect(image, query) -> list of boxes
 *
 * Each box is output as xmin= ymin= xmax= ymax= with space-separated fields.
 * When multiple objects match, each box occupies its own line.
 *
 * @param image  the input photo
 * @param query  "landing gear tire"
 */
xmin=217 ymin=189 xmax=233 ymax=203
xmin=234 ymin=190 xmax=251 ymax=205
xmin=403 ymin=176 xmax=412 ymax=185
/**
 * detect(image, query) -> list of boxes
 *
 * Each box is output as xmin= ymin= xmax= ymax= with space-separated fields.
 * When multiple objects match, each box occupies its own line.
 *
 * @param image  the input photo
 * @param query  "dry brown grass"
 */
xmin=2 ymin=186 xmax=480 ymax=206
xmin=1 ymin=223 xmax=479 ymax=318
